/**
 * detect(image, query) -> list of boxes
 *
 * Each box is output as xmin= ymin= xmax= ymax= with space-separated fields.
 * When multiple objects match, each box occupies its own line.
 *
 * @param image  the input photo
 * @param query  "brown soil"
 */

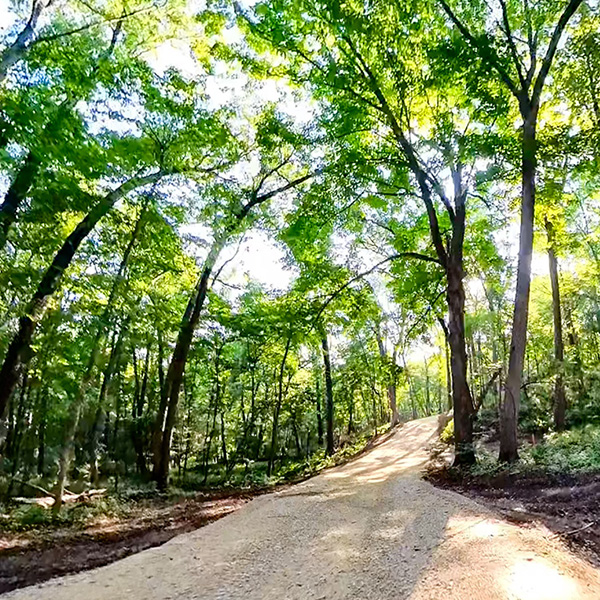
xmin=0 ymin=490 xmax=253 ymax=594
xmin=426 ymin=466 xmax=600 ymax=567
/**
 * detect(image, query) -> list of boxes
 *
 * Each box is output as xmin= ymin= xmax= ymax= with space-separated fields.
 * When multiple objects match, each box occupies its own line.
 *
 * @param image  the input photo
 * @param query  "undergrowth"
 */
xmin=0 ymin=496 xmax=131 ymax=532
xmin=440 ymin=423 xmax=600 ymax=479
xmin=1 ymin=425 xmax=390 ymax=533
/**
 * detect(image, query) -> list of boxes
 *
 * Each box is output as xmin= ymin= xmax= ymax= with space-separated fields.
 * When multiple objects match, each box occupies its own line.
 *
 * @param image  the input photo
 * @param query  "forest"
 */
xmin=1 ymin=0 xmax=600 ymax=527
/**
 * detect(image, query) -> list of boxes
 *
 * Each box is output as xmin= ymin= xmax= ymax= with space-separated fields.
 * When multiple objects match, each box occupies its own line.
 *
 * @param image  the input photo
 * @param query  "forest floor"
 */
xmin=4 ymin=415 xmax=600 ymax=599
xmin=0 ymin=427 xmax=398 ymax=594
xmin=0 ymin=489 xmax=252 ymax=594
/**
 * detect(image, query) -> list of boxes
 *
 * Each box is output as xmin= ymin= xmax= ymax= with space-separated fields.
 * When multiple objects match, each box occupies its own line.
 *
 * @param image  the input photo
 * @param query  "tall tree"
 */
xmin=439 ymin=0 xmax=584 ymax=461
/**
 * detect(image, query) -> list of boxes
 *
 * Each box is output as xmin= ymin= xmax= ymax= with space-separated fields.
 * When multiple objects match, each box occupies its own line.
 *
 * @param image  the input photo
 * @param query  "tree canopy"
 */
xmin=1 ymin=0 xmax=599 ymax=502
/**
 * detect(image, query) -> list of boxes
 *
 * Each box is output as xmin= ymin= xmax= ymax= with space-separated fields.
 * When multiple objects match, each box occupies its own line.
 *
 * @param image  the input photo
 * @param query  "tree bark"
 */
xmin=0 ymin=152 xmax=40 ymax=250
xmin=546 ymin=219 xmax=566 ymax=431
xmin=444 ymin=337 xmax=452 ymax=411
xmin=151 ymin=328 xmax=168 ymax=479
xmin=202 ymin=348 xmax=222 ymax=485
xmin=36 ymin=387 xmax=47 ymax=475
xmin=314 ymin=361 xmax=324 ymax=446
xmin=500 ymin=111 xmax=537 ymax=463
xmin=375 ymin=327 xmax=400 ymax=426
xmin=424 ymin=357 xmax=431 ymax=416
xmin=446 ymin=264 xmax=475 ymax=465
xmin=267 ymin=336 xmax=292 ymax=476
xmin=321 ymin=334 xmax=334 ymax=456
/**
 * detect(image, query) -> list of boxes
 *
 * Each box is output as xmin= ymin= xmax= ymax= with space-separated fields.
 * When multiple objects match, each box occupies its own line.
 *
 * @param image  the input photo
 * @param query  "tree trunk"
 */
xmin=0 ymin=172 xmax=162 ymax=418
xmin=315 ymin=367 xmax=324 ymax=446
xmin=151 ymin=328 xmax=168 ymax=479
xmin=375 ymin=327 xmax=400 ymax=426
xmin=154 ymin=239 xmax=225 ymax=489
xmin=446 ymin=264 xmax=475 ymax=465
xmin=267 ymin=336 xmax=292 ymax=476
xmin=445 ymin=337 xmax=452 ymax=411
xmin=131 ymin=342 xmax=150 ymax=476
xmin=202 ymin=356 xmax=221 ymax=485
xmin=89 ymin=322 xmax=126 ymax=486
xmin=6 ymin=371 xmax=29 ymax=496
xmin=321 ymin=334 xmax=334 ymax=456
xmin=424 ymin=357 xmax=431 ymax=416
xmin=347 ymin=390 xmax=354 ymax=434
xmin=0 ymin=152 xmax=40 ymax=250
xmin=500 ymin=111 xmax=537 ymax=463
xmin=219 ymin=409 xmax=228 ymax=473
xmin=36 ymin=387 xmax=47 ymax=475
xmin=546 ymin=219 xmax=566 ymax=431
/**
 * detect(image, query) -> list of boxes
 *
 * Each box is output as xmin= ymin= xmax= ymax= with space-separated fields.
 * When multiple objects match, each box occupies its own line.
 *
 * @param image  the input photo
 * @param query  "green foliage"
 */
xmin=527 ymin=426 xmax=600 ymax=474
xmin=440 ymin=419 xmax=455 ymax=444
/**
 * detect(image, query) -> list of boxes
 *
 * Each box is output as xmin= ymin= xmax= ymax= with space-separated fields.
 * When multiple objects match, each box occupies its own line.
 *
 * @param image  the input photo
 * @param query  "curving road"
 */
xmin=6 ymin=416 xmax=600 ymax=600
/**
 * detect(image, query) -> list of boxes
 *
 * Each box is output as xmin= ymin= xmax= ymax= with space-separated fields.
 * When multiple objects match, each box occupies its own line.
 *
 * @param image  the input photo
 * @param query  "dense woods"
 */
xmin=2 ymin=0 xmax=600 ymax=513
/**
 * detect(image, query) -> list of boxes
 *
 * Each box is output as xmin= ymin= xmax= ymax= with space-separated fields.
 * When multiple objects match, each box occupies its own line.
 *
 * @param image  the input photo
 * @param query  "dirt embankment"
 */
xmin=0 ymin=491 xmax=251 ymax=594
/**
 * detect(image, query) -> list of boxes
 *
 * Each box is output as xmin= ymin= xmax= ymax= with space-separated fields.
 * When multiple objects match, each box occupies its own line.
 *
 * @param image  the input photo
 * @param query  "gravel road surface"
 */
xmin=6 ymin=416 xmax=600 ymax=600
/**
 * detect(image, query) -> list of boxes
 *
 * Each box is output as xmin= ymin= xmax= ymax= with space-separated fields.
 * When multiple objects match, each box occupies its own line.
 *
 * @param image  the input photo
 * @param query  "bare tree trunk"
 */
xmin=321 ymin=334 xmax=334 ymax=456
xmin=267 ymin=336 xmax=292 ymax=476
xmin=546 ymin=219 xmax=566 ymax=431
xmin=500 ymin=112 xmax=537 ymax=463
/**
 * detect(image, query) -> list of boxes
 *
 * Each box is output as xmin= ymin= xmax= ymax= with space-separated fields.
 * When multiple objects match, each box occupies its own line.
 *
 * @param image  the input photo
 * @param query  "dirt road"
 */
xmin=5 ymin=416 xmax=600 ymax=599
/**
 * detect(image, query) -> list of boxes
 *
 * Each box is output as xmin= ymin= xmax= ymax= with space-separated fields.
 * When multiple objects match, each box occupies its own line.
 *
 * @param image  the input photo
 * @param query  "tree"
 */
xmin=153 ymin=116 xmax=317 ymax=488
xmin=439 ymin=0 xmax=584 ymax=461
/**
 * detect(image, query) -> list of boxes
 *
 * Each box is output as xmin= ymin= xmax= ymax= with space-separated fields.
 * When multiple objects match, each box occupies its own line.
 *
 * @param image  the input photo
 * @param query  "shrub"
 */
xmin=440 ymin=419 xmax=454 ymax=444
xmin=525 ymin=425 xmax=600 ymax=473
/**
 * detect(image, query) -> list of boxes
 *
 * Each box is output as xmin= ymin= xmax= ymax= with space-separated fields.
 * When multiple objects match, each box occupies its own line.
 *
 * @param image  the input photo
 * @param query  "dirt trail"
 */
xmin=5 ymin=416 xmax=600 ymax=599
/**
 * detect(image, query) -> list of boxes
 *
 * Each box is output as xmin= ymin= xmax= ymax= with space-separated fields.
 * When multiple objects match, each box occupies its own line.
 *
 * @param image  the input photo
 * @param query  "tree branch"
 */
xmin=499 ymin=0 xmax=527 ymax=89
xmin=341 ymin=34 xmax=451 ymax=266
xmin=531 ymin=0 xmax=583 ymax=107
xmin=313 ymin=252 xmax=442 ymax=324
xmin=438 ymin=0 xmax=520 ymax=98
